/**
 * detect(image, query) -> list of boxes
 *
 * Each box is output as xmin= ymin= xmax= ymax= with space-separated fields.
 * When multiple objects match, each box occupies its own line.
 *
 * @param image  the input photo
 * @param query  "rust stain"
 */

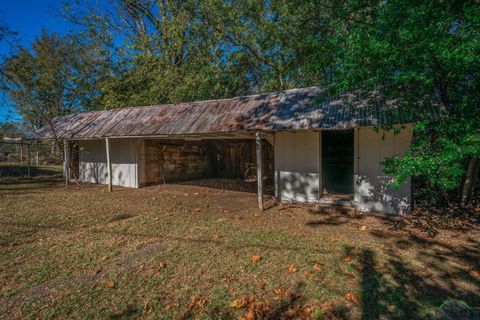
xmin=33 ymin=86 xmax=441 ymax=140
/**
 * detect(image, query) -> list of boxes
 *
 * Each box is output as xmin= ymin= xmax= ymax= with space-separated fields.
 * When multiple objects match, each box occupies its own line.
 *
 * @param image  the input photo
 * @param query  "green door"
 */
xmin=322 ymin=130 xmax=354 ymax=194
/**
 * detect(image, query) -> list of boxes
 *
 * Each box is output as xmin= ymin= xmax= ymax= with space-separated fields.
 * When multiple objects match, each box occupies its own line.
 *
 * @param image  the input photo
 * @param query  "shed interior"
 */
xmin=138 ymin=138 xmax=274 ymax=187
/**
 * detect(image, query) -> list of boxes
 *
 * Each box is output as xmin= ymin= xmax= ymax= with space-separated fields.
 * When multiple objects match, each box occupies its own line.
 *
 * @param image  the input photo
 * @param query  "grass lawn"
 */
xmin=0 ymin=172 xmax=479 ymax=319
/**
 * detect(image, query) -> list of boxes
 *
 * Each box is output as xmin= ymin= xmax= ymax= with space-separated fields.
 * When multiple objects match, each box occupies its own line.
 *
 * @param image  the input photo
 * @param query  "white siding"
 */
xmin=354 ymin=126 xmax=413 ymax=213
xmin=273 ymin=127 xmax=413 ymax=214
xmin=274 ymin=131 xmax=321 ymax=202
xmin=79 ymin=139 xmax=139 ymax=188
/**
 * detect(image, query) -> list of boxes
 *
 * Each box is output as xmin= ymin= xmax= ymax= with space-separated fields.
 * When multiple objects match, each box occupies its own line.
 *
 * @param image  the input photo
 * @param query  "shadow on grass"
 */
xmin=354 ymin=237 xmax=480 ymax=319
xmin=0 ymin=164 xmax=62 ymax=177
xmin=108 ymin=305 xmax=139 ymax=319
xmin=176 ymin=178 xmax=275 ymax=195
xmin=0 ymin=165 xmax=63 ymax=193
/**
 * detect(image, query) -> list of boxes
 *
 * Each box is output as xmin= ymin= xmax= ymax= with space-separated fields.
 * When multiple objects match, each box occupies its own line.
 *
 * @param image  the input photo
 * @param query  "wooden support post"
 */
xmin=105 ymin=138 xmax=112 ymax=192
xmin=27 ymin=144 xmax=31 ymax=178
xmin=256 ymin=131 xmax=264 ymax=210
xmin=20 ymin=142 xmax=23 ymax=164
xmin=64 ymin=140 xmax=70 ymax=186
xmin=35 ymin=141 xmax=39 ymax=166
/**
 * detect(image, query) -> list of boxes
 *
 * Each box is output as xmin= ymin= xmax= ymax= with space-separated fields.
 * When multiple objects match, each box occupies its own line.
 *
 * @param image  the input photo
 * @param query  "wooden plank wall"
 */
xmin=139 ymin=139 xmax=274 ymax=187
xmin=212 ymin=140 xmax=274 ymax=181
xmin=140 ymin=139 xmax=211 ymax=186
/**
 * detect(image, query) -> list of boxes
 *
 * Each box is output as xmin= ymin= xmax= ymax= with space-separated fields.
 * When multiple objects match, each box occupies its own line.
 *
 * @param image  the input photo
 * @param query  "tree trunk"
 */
xmin=469 ymin=158 xmax=480 ymax=204
xmin=461 ymin=157 xmax=479 ymax=208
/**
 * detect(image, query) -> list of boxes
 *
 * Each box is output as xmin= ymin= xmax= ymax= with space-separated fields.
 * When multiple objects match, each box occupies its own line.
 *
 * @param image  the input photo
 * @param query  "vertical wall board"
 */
xmin=79 ymin=139 xmax=139 ymax=188
xmin=79 ymin=140 xmax=108 ymax=185
xmin=354 ymin=126 xmax=413 ymax=213
xmin=274 ymin=131 xmax=320 ymax=203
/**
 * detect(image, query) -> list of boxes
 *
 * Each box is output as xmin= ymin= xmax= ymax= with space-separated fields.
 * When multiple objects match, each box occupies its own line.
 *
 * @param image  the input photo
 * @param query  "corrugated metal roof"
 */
xmin=33 ymin=86 xmax=441 ymax=139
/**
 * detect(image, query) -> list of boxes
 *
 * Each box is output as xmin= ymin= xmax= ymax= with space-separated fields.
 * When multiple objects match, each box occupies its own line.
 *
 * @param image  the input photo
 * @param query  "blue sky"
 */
xmin=0 ymin=0 xmax=76 ymax=122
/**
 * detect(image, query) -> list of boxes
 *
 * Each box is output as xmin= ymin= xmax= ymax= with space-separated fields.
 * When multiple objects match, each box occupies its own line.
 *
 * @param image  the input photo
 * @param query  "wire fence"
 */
xmin=0 ymin=139 xmax=63 ymax=178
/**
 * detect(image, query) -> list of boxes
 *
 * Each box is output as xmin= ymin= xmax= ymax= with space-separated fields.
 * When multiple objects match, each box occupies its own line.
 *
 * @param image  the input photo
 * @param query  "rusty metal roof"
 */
xmin=33 ymin=86 xmax=440 ymax=140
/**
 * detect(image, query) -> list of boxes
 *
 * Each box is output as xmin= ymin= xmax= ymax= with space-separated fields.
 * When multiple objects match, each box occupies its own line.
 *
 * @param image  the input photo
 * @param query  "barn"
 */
xmin=34 ymin=86 xmax=419 ymax=214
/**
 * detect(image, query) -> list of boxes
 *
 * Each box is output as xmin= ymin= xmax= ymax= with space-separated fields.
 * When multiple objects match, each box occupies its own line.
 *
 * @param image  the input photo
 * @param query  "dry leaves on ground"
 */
xmin=251 ymin=255 xmax=262 ymax=263
xmin=230 ymin=297 xmax=249 ymax=309
xmin=287 ymin=263 xmax=298 ymax=273
xmin=469 ymin=270 xmax=480 ymax=278
xmin=344 ymin=293 xmax=359 ymax=304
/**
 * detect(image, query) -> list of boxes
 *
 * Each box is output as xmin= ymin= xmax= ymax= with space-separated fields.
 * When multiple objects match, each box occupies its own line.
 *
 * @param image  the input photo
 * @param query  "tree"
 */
xmin=65 ymin=0 xmax=248 ymax=108
xmin=1 ymin=31 xmax=111 ymax=145
xmin=307 ymin=0 xmax=480 ymax=207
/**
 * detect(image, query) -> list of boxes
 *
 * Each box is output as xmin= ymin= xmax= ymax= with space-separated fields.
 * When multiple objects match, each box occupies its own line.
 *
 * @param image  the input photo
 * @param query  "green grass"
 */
xmin=0 ymin=176 xmax=479 ymax=319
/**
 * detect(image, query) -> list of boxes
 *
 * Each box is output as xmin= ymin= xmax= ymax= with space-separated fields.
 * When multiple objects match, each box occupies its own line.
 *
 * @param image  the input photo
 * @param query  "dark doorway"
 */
xmin=322 ymin=130 xmax=354 ymax=194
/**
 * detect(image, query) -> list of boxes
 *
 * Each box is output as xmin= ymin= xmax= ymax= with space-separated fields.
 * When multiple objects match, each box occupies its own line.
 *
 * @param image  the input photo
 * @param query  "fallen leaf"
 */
xmin=230 ymin=297 xmax=248 ymax=309
xmin=469 ymin=270 xmax=480 ymax=277
xmin=144 ymin=301 xmax=152 ymax=314
xmin=273 ymin=288 xmax=287 ymax=296
xmin=344 ymin=256 xmax=352 ymax=263
xmin=93 ymin=268 xmax=102 ymax=275
xmin=287 ymin=263 xmax=298 ymax=273
xmin=191 ymin=295 xmax=206 ymax=308
xmin=344 ymin=293 xmax=359 ymax=304
xmin=320 ymin=301 xmax=335 ymax=313
xmin=303 ymin=270 xmax=312 ymax=277
xmin=106 ymin=280 xmax=115 ymax=289
xmin=251 ymin=255 xmax=262 ymax=263
xmin=165 ymin=302 xmax=179 ymax=310
xmin=243 ymin=307 xmax=256 ymax=320
xmin=313 ymin=264 xmax=322 ymax=272
xmin=193 ymin=208 xmax=202 ymax=212
xmin=360 ymin=225 xmax=367 ymax=231
xmin=303 ymin=304 xmax=314 ymax=315
xmin=159 ymin=261 xmax=167 ymax=269
xmin=387 ymin=304 xmax=396 ymax=313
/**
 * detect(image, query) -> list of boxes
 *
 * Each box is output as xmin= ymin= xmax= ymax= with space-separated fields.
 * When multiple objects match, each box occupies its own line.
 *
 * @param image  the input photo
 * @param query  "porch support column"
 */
xmin=256 ymin=131 xmax=264 ymax=210
xmin=27 ymin=143 xmax=31 ymax=178
xmin=63 ymin=140 xmax=70 ymax=186
xmin=105 ymin=138 xmax=112 ymax=192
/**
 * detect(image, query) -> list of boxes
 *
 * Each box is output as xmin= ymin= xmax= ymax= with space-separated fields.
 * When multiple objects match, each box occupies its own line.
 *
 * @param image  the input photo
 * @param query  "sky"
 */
xmin=0 ymin=0 xmax=77 ymax=123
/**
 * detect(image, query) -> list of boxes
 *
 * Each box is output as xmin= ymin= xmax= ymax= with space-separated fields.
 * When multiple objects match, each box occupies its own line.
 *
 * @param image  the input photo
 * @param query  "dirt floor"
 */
xmin=0 ymin=172 xmax=479 ymax=319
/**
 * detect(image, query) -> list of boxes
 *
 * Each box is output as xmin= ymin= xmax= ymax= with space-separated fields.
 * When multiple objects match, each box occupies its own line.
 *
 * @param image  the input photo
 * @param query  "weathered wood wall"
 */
xmin=138 ymin=139 xmax=274 ymax=187
xmin=212 ymin=140 xmax=274 ymax=180
xmin=140 ymin=139 xmax=211 ymax=186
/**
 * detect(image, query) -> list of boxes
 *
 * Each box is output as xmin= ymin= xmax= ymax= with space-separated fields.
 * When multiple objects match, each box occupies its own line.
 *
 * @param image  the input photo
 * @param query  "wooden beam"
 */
xmin=27 ymin=144 xmax=31 ymax=178
xmin=64 ymin=140 xmax=70 ymax=186
xmin=256 ymin=131 xmax=264 ymax=210
xmin=105 ymin=138 xmax=113 ymax=192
